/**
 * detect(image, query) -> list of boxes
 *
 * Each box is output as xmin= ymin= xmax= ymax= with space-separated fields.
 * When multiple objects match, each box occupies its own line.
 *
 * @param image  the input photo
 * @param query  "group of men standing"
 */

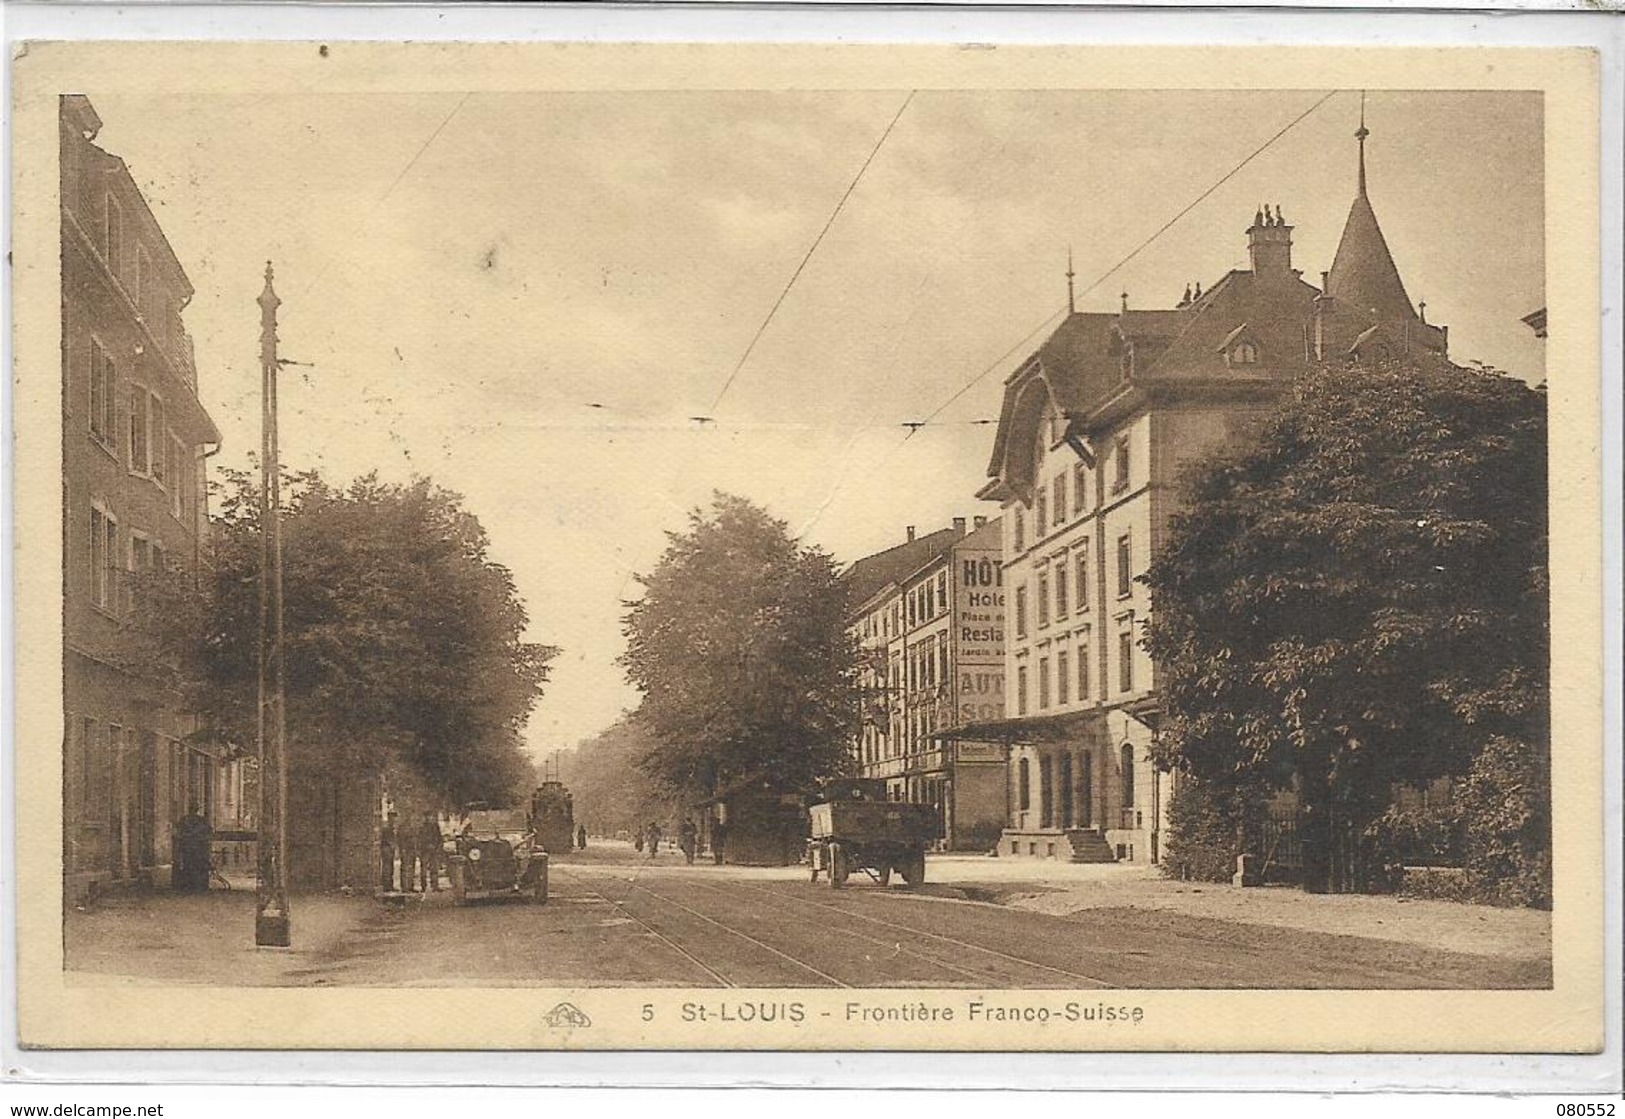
xmin=636 ymin=819 xmax=724 ymax=865
xmin=379 ymin=811 xmax=444 ymax=893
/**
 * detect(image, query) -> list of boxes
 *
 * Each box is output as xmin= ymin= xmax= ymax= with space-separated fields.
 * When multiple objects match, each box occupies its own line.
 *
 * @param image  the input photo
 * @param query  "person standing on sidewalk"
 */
xmin=645 ymin=821 xmax=662 ymax=859
xmin=380 ymin=812 xmax=399 ymax=893
xmin=679 ymin=820 xmax=697 ymax=865
xmin=415 ymin=813 xmax=443 ymax=892
xmin=175 ymin=805 xmax=212 ymax=892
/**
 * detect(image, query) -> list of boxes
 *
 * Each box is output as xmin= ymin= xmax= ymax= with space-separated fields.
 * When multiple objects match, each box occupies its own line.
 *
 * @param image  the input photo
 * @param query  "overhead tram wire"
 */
xmin=702 ymin=90 xmax=918 ymax=418
xmin=803 ymin=89 xmax=1342 ymax=532
xmin=907 ymin=88 xmax=1342 ymax=435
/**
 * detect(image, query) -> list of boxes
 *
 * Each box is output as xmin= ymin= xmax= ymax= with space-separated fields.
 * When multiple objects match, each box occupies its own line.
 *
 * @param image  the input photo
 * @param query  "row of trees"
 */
xmin=133 ymin=470 xmax=556 ymax=878
xmin=1143 ymin=360 xmax=1549 ymax=905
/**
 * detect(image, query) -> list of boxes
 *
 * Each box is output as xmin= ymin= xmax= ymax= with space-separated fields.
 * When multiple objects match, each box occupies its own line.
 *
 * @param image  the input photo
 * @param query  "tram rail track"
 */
xmin=736 ymin=879 xmax=1116 ymax=989
xmin=549 ymin=866 xmax=735 ymax=987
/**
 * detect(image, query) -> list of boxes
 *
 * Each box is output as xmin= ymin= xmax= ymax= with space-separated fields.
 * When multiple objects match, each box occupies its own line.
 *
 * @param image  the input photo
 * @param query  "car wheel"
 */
xmin=829 ymin=843 xmax=848 ymax=889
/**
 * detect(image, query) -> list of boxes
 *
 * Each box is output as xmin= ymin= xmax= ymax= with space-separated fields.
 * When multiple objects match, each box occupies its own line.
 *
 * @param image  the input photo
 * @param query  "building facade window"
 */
xmin=1116 ymin=534 xmax=1133 ymax=598
xmin=1073 ymin=462 xmax=1088 ymax=514
xmin=1056 ymin=650 xmax=1070 ymax=705
xmin=1014 ymin=585 xmax=1028 ymax=639
xmin=1013 ymin=508 xmax=1025 ymax=552
xmin=1113 ymin=436 xmax=1130 ymax=493
xmin=1018 ymin=757 xmax=1031 ymax=811
xmin=1054 ymin=560 xmax=1068 ymax=619
xmin=1120 ymin=743 xmax=1136 ymax=810
xmin=1230 ymin=340 xmax=1260 ymax=365
xmin=1052 ymin=474 xmax=1066 ymax=525
xmin=1039 ymin=755 xmax=1054 ymax=827
xmin=1059 ymin=752 xmax=1074 ymax=828
xmin=1017 ymin=666 xmax=1029 ymax=716
xmin=1078 ymin=645 xmax=1091 ymax=700
xmin=129 ymin=384 xmax=148 ymax=471
xmin=1118 ymin=631 xmax=1135 ymax=692
xmin=1038 ymin=657 xmax=1050 ymax=709
xmin=90 ymin=506 xmax=117 ymax=612
xmin=1076 ymin=552 xmax=1089 ymax=613
xmin=1035 ymin=489 xmax=1048 ymax=535
xmin=89 ymin=340 xmax=117 ymax=445
xmin=151 ymin=399 xmax=167 ymax=484
xmin=104 ymin=194 xmax=123 ymax=275
xmin=1037 ymin=572 xmax=1050 ymax=627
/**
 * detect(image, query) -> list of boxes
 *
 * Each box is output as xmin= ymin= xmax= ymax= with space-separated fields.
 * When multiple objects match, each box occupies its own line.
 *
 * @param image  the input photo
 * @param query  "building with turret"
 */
xmin=964 ymin=118 xmax=1448 ymax=864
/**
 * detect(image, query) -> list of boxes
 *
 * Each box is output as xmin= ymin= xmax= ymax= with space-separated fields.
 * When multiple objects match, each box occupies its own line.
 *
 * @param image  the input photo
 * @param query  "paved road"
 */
xmin=274 ymin=860 xmax=1548 ymax=990
xmin=64 ymin=853 xmax=1550 ymax=989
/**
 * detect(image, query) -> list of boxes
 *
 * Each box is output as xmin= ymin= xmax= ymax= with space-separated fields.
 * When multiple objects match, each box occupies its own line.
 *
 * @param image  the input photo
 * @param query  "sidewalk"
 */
xmin=64 ymin=883 xmax=387 ymax=985
xmin=917 ymin=855 xmax=1552 ymax=962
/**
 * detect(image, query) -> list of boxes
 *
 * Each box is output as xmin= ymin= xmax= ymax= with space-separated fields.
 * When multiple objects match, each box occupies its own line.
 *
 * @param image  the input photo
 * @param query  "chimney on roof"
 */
xmin=974 ymin=515 xmax=987 ymax=528
xmin=1247 ymin=203 xmax=1294 ymax=279
xmin=953 ymin=517 xmax=967 ymax=536
xmin=906 ymin=526 xmax=916 ymax=542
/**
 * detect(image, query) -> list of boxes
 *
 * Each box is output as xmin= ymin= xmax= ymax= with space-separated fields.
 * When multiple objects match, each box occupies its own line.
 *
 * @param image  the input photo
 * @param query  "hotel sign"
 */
xmin=954 ymin=541 xmax=1006 ymax=727
xmin=955 ymin=553 xmax=1004 ymax=666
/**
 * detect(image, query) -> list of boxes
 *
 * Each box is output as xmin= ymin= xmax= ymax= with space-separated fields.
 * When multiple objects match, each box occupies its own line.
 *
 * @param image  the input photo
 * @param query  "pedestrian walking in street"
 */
xmin=576 ymin=824 xmax=587 ymax=850
xmin=380 ymin=812 xmax=399 ymax=893
xmin=174 ymin=805 xmax=212 ymax=893
xmin=679 ymin=820 xmax=697 ymax=865
xmin=415 ymin=813 xmax=443 ymax=892
xmin=645 ymin=821 xmax=662 ymax=859
xmin=634 ymin=828 xmax=644 ymax=853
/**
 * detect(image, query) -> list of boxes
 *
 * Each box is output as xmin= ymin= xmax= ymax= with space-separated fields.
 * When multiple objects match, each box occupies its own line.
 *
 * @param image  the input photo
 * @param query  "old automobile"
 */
xmin=447 ymin=806 xmax=548 ymax=905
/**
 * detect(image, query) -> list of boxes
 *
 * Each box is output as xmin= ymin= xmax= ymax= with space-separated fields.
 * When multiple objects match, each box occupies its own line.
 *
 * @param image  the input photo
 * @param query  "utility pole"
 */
xmin=256 ymin=262 xmax=291 ymax=947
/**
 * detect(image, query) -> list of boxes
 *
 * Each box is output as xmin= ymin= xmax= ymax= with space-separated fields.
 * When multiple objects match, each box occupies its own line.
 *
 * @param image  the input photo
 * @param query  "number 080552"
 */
xmin=1556 ymin=1106 xmax=1615 ymax=1116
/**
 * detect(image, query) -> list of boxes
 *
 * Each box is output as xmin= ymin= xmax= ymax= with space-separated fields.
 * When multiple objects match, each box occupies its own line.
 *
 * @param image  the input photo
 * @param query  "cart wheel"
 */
xmin=829 ymin=843 xmax=848 ymax=889
xmin=901 ymin=853 xmax=925 ymax=888
xmin=876 ymin=865 xmax=892 ymax=887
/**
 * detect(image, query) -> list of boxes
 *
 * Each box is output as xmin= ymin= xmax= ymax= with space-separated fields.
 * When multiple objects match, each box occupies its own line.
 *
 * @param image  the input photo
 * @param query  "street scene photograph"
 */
xmin=50 ymin=70 xmax=1558 ymax=1001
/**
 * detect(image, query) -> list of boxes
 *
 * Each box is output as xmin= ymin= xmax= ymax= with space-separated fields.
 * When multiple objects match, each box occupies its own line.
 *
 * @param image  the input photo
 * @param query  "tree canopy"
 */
xmin=620 ymin=493 xmax=860 ymax=800
xmin=1142 ymin=359 xmax=1548 ymax=893
xmin=556 ymin=714 xmax=677 ymax=838
xmin=133 ymin=468 xmax=557 ymax=809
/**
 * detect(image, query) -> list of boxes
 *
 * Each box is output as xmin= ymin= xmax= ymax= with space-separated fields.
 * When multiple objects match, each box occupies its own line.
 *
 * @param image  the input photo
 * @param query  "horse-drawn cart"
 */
xmin=806 ymin=780 xmax=937 ymax=889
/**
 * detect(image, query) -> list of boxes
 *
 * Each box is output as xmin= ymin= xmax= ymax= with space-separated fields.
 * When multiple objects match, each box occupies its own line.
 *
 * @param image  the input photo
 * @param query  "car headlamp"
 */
xmin=468 ymin=848 xmax=482 ymax=861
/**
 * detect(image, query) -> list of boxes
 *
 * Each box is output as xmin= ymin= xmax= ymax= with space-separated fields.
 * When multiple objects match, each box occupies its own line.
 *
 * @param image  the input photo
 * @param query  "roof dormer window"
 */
xmin=1219 ymin=323 xmax=1261 ymax=368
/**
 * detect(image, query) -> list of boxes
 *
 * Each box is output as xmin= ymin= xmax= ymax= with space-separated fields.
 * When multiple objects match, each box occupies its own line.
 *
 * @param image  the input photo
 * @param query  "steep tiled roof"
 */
xmin=1326 ymin=189 xmax=1416 ymax=328
xmin=841 ymin=527 xmax=960 ymax=613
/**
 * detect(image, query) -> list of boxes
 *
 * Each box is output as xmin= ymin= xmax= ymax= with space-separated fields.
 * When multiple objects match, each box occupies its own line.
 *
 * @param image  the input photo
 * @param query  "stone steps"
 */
xmin=1063 ymin=828 xmax=1119 ymax=863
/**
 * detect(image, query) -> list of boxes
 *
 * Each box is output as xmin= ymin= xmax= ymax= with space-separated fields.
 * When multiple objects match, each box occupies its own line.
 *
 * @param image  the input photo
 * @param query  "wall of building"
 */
xmin=61 ymin=98 xmax=226 ymax=901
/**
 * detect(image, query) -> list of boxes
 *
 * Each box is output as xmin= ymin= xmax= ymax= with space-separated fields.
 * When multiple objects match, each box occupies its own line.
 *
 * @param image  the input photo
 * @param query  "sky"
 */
xmin=87 ymin=88 xmax=1546 ymax=757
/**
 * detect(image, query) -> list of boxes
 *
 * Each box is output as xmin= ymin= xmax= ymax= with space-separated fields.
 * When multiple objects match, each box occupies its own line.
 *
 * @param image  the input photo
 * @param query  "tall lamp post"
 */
xmin=255 ymin=262 xmax=291 ymax=947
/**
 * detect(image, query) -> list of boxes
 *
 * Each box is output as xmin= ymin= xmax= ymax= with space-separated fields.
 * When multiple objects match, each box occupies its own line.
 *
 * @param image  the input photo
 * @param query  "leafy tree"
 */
xmin=133 ymin=469 xmax=557 ymax=818
xmin=620 ymin=493 xmax=860 ymax=800
xmin=1142 ymin=360 xmax=1547 ymax=895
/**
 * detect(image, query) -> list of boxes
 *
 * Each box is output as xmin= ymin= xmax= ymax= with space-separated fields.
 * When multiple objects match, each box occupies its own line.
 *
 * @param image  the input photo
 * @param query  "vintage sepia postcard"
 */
xmin=9 ymin=39 xmax=1607 ymax=1054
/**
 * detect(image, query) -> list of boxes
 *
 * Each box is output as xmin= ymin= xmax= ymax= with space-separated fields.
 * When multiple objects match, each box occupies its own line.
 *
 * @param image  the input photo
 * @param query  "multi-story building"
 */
xmin=844 ymin=516 xmax=1008 ymax=849
xmin=61 ymin=95 xmax=230 ymax=901
xmin=971 ymin=122 xmax=1447 ymax=863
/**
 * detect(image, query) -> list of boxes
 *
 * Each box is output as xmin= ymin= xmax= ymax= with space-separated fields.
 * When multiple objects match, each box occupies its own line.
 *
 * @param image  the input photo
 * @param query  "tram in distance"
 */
xmin=529 ymin=780 xmax=575 ymax=854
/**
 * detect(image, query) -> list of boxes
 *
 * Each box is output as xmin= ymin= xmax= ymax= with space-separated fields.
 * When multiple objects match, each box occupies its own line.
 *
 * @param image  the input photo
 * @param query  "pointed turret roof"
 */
xmin=1324 ymin=112 xmax=1417 ymax=327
